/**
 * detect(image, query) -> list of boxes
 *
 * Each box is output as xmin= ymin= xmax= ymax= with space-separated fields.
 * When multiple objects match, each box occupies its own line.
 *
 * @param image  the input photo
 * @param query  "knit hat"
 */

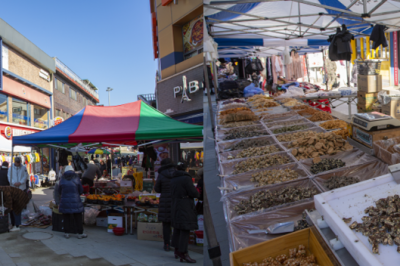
xmin=65 ymin=165 xmax=74 ymax=172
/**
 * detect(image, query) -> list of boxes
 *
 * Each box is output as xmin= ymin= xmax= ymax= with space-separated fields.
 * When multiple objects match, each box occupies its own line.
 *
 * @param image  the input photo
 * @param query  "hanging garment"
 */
xmin=327 ymin=26 xmax=354 ymax=61
xmin=370 ymin=24 xmax=388 ymax=49
xmin=283 ymin=46 xmax=292 ymax=65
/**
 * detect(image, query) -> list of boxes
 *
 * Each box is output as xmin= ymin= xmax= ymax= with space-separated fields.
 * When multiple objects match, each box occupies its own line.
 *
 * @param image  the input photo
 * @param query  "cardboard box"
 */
xmin=357 ymin=91 xmax=379 ymax=112
xmin=382 ymin=96 xmax=400 ymax=119
xmin=358 ymin=75 xmax=382 ymax=92
xmin=108 ymin=216 xmax=123 ymax=233
xmin=352 ymin=125 xmax=400 ymax=148
xmin=96 ymin=217 xmax=108 ymax=227
xmin=197 ymin=215 xmax=204 ymax=231
xmin=137 ymin=222 xmax=163 ymax=242
xmin=120 ymin=180 xmax=133 ymax=194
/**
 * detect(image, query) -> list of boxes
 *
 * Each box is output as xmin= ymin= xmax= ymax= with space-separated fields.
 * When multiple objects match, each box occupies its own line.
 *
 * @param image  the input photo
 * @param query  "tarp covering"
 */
xmin=205 ymin=0 xmax=400 ymax=57
xmin=13 ymin=101 xmax=203 ymax=146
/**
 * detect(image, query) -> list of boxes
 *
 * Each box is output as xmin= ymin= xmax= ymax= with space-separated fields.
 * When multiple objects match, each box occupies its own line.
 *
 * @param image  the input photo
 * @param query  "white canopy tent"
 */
xmin=0 ymin=136 xmax=31 ymax=153
xmin=205 ymin=0 xmax=400 ymax=57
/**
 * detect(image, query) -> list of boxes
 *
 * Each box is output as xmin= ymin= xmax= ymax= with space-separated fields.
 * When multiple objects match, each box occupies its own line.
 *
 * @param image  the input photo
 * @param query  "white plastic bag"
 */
xmin=39 ymin=206 xmax=52 ymax=217
xmin=84 ymin=207 xmax=100 ymax=225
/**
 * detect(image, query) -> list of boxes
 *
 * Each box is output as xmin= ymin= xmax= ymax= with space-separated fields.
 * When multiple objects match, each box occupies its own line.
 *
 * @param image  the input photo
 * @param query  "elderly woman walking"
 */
xmin=58 ymin=165 xmax=87 ymax=239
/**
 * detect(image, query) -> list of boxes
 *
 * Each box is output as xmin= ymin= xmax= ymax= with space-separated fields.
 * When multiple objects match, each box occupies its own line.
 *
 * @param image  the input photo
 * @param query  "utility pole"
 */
xmin=106 ymin=87 xmax=113 ymax=106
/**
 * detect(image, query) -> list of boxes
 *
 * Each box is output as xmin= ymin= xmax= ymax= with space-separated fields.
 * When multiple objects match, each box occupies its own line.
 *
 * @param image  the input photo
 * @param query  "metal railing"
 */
xmin=137 ymin=93 xmax=156 ymax=102
xmin=55 ymin=58 xmax=99 ymax=100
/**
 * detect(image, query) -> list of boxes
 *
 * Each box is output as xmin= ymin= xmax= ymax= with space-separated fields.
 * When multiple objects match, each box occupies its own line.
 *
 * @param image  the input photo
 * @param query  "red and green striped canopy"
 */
xmin=13 ymin=100 xmax=203 ymax=146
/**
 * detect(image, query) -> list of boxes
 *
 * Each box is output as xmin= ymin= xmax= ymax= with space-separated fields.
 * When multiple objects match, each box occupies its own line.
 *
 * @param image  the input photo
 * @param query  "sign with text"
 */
xmin=173 ymin=75 xmax=203 ymax=103
xmin=137 ymin=222 xmax=163 ymax=242
xmin=394 ymin=31 xmax=398 ymax=86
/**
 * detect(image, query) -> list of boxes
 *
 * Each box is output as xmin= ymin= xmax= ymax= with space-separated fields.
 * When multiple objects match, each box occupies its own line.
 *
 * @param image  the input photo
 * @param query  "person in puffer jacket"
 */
xmin=58 ymin=165 xmax=86 ymax=239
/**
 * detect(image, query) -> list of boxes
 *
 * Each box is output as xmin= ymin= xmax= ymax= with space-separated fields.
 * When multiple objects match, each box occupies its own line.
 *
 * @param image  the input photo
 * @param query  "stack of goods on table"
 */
xmin=86 ymin=194 xmax=125 ymax=205
xmin=214 ymin=95 xmax=389 ymax=257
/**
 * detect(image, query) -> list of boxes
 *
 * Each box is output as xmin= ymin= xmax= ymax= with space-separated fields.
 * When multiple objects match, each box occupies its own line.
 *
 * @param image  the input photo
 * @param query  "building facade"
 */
xmin=53 ymin=58 xmax=99 ymax=122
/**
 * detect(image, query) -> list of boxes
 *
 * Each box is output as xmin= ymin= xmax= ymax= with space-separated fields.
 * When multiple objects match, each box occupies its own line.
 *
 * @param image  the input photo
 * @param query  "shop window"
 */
xmin=0 ymin=94 xmax=8 ymax=123
xmin=12 ymin=98 xmax=29 ymax=126
xmin=70 ymin=88 xmax=77 ymax=100
xmin=33 ymin=105 xmax=49 ymax=129
xmin=55 ymin=78 xmax=65 ymax=93
xmin=182 ymin=14 xmax=203 ymax=60
xmin=55 ymin=109 xmax=60 ymax=117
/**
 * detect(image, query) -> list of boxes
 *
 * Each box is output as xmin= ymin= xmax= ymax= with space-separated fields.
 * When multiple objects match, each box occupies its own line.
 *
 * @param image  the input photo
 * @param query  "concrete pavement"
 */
xmin=0 ymin=187 xmax=204 ymax=266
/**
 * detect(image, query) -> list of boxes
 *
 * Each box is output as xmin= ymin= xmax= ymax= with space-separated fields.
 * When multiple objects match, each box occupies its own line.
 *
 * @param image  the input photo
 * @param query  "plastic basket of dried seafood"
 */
xmin=222 ymin=163 xmax=310 ymax=192
xmin=219 ymin=151 xmax=295 ymax=176
xmin=221 ymin=178 xmax=322 ymax=221
xmin=269 ymin=123 xmax=317 ymax=135
xmin=219 ymin=144 xmax=283 ymax=162
xmin=283 ymin=131 xmax=354 ymax=160
xmin=300 ymin=149 xmax=377 ymax=175
xmin=274 ymin=127 xmax=326 ymax=145
xmin=217 ymin=120 xmax=262 ymax=130
xmin=314 ymin=119 xmax=347 ymax=130
xmin=261 ymin=111 xmax=298 ymax=123
xmin=312 ymin=160 xmax=389 ymax=192
xmin=228 ymin=201 xmax=315 ymax=251
xmin=265 ymin=117 xmax=309 ymax=128
xmin=216 ymin=125 xmax=269 ymax=142
xmin=216 ymin=136 xmax=277 ymax=153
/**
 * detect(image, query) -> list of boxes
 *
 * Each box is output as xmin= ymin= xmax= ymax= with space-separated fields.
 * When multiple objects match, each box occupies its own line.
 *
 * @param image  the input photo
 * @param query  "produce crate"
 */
xmin=229 ymin=228 xmax=334 ymax=266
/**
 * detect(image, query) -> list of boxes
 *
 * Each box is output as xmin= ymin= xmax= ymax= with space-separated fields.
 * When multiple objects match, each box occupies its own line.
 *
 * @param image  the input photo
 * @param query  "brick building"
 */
xmin=53 ymin=58 xmax=99 ymax=121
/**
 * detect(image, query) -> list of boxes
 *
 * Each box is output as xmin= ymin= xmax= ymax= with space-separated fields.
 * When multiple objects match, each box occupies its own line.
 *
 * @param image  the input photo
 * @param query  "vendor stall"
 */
xmin=11 ymin=100 xmax=203 ymax=236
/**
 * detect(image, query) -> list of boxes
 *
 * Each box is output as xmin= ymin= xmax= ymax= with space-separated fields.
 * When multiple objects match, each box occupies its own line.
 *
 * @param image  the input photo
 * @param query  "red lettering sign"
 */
xmin=394 ymin=31 xmax=398 ymax=86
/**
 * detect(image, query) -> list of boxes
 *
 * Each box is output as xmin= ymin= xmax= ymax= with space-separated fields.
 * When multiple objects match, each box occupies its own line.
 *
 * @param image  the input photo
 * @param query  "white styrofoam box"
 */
xmin=96 ymin=217 xmax=108 ymax=227
xmin=315 ymin=173 xmax=399 ymax=266
xmin=107 ymin=216 xmax=123 ymax=233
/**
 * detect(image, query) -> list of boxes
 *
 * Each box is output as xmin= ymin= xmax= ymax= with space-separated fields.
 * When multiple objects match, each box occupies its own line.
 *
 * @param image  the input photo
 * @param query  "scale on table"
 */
xmin=352 ymin=112 xmax=400 ymax=131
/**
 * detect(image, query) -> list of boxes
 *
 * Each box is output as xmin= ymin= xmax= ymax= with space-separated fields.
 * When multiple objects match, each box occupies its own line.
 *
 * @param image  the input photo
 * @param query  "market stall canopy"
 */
xmin=12 ymin=101 xmax=203 ymax=147
xmin=0 ymin=135 xmax=30 ymax=153
xmin=205 ymin=0 xmax=400 ymax=57
xmin=86 ymin=148 xmax=111 ymax=155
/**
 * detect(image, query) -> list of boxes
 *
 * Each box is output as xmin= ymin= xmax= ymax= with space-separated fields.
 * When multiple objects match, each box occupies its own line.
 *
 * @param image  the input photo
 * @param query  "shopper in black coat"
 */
xmin=169 ymin=168 xmax=199 ymax=263
xmin=154 ymin=158 xmax=175 ymax=251
xmin=0 ymin=162 xmax=9 ymax=186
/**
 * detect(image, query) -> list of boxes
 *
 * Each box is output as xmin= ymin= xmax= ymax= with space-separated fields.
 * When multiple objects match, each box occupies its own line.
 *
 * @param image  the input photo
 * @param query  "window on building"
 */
xmin=55 ymin=78 xmax=65 ymax=93
xmin=182 ymin=15 xmax=203 ymax=60
xmin=70 ymin=88 xmax=77 ymax=100
xmin=0 ymin=94 xmax=8 ymax=123
xmin=83 ymin=97 xmax=87 ymax=106
xmin=55 ymin=109 xmax=60 ymax=117
xmin=12 ymin=98 xmax=29 ymax=126
xmin=33 ymin=105 xmax=49 ymax=129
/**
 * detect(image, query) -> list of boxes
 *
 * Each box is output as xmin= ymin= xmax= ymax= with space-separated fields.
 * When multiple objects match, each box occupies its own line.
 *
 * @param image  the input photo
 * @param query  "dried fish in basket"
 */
xmin=232 ymin=154 xmax=292 ymax=174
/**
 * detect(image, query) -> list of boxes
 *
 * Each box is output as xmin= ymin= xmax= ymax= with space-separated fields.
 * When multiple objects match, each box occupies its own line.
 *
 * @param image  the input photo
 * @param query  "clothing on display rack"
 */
xmin=370 ymin=24 xmax=388 ymax=49
xmin=327 ymin=25 xmax=354 ymax=61
xmin=285 ymin=50 xmax=303 ymax=81
xmin=271 ymin=55 xmax=284 ymax=84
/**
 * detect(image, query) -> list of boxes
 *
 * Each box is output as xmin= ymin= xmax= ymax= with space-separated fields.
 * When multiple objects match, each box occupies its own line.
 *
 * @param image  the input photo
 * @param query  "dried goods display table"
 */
xmin=296 ymin=95 xmax=356 ymax=119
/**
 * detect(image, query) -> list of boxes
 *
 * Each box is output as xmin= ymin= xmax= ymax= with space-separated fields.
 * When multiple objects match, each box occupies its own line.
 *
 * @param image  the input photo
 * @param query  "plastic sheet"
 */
xmin=300 ymin=149 xmax=377 ymax=175
xmin=228 ymin=201 xmax=315 ymax=251
xmin=338 ymin=87 xmax=357 ymax=96
xmin=219 ymin=144 xmax=283 ymax=161
xmin=219 ymin=151 xmax=296 ymax=176
xmin=222 ymin=163 xmax=310 ymax=192
xmin=275 ymin=86 xmax=304 ymax=99
xmin=222 ymin=178 xmax=321 ymax=221
xmin=217 ymin=136 xmax=277 ymax=152
xmin=312 ymin=161 xmax=389 ymax=192
xmin=373 ymin=137 xmax=400 ymax=165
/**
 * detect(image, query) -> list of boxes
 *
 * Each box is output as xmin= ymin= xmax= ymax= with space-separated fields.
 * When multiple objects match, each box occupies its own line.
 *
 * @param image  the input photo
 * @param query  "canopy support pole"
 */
xmin=111 ymin=149 xmax=113 ymax=180
xmin=10 ymin=140 xmax=13 ymax=188
xmin=322 ymin=49 xmax=328 ymax=91
xmin=347 ymin=60 xmax=351 ymax=87
xmin=212 ymin=61 xmax=219 ymax=95
xmin=305 ymin=53 xmax=310 ymax=82
xmin=40 ymin=147 xmax=44 ymax=175
xmin=203 ymin=58 xmax=216 ymax=133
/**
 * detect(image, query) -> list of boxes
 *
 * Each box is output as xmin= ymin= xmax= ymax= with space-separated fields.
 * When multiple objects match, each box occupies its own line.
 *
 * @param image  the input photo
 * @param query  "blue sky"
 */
xmin=0 ymin=0 xmax=157 ymax=106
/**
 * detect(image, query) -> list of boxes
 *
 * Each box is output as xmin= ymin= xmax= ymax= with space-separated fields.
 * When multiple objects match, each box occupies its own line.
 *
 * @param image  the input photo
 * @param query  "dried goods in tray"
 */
xmin=310 ymin=158 xmax=345 ymax=174
xmin=219 ymin=103 xmax=248 ymax=111
xmin=333 ymin=128 xmax=349 ymax=139
xmin=223 ymin=127 xmax=269 ymax=140
xmin=243 ymin=245 xmax=320 ymax=266
xmin=292 ymin=105 xmax=309 ymax=110
xmin=296 ymin=210 xmax=313 ymax=231
xmin=234 ymin=187 xmax=319 ymax=215
xmin=220 ymin=111 xmax=258 ymax=124
xmin=272 ymin=124 xmax=309 ymax=134
xmin=228 ymin=145 xmax=280 ymax=160
xmin=324 ymin=176 xmax=360 ymax=190
xmin=289 ymin=132 xmax=353 ymax=160
xmin=283 ymin=99 xmax=304 ymax=107
xmin=348 ymin=195 xmax=400 ymax=255
xmin=276 ymin=130 xmax=320 ymax=143
xmin=221 ymin=98 xmax=246 ymax=105
xmin=222 ymin=138 xmax=273 ymax=151
xmin=250 ymin=168 xmax=299 ymax=187
xmin=280 ymin=98 xmax=297 ymax=103
xmin=319 ymin=120 xmax=348 ymax=130
xmin=247 ymin=94 xmax=271 ymax=102
xmin=298 ymin=107 xmax=319 ymax=116
xmin=219 ymin=120 xmax=259 ymax=128
xmin=219 ymin=107 xmax=250 ymax=115
xmin=251 ymin=101 xmax=280 ymax=108
xmin=308 ymin=111 xmax=334 ymax=122
xmin=232 ymin=154 xmax=292 ymax=174
xmin=254 ymin=107 xmax=270 ymax=112
xmin=262 ymin=111 xmax=298 ymax=122
xmin=266 ymin=118 xmax=308 ymax=128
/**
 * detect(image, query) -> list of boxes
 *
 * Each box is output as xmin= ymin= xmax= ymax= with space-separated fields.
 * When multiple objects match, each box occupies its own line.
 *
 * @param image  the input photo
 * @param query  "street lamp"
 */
xmin=106 ymin=87 xmax=113 ymax=106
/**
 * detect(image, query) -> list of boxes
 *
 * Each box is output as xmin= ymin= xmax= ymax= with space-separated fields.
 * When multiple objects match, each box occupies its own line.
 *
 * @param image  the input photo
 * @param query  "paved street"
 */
xmin=0 ymin=188 xmax=203 ymax=266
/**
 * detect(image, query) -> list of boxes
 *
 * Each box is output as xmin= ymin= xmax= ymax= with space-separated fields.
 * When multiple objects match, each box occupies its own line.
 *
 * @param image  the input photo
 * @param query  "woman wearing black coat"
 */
xmin=169 ymin=168 xmax=200 ymax=263
xmin=154 ymin=158 xmax=175 ymax=251
xmin=0 ymin=162 xmax=9 ymax=186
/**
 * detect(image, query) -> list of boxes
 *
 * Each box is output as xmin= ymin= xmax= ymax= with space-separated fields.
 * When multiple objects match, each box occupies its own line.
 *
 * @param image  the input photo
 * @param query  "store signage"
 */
xmin=39 ymin=69 xmax=50 ymax=82
xmin=54 ymin=116 xmax=64 ymax=126
xmin=394 ymin=31 xmax=398 ymax=86
xmin=13 ymin=129 xmax=35 ymax=137
xmin=173 ymin=75 xmax=202 ymax=103
xmin=4 ymin=126 xmax=11 ymax=139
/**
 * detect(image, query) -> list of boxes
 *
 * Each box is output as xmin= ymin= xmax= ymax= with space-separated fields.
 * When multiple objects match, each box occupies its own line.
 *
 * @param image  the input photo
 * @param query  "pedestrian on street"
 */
xmin=169 ymin=163 xmax=199 ymax=263
xmin=58 ymin=165 xmax=87 ymax=239
xmin=112 ymin=164 xmax=121 ymax=177
xmin=7 ymin=157 xmax=28 ymax=232
xmin=99 ymin=160 xmax=107 ymax=177
xmin=154 ymin=158 xmax=175 ymax=252
xmin=106 ymin=156 xmax=112 ymax=174
xmin=0 ymin=162 xmax=9 ymax=186
xmin=81 ymin=158 xmax=101 ymax=187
